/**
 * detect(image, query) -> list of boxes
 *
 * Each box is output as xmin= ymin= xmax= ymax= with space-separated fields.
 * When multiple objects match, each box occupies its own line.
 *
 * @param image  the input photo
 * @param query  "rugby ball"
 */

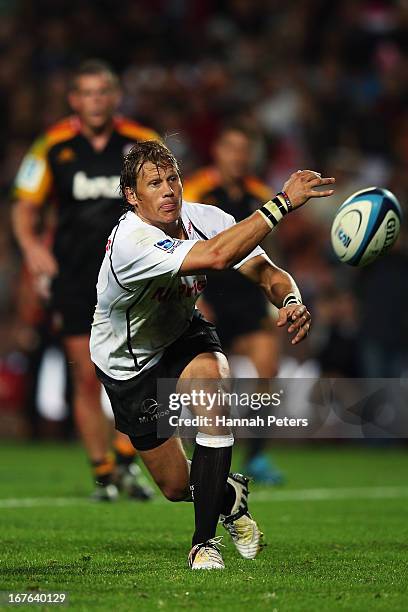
xmin=331 ymin=187 xmax=402 ymax=266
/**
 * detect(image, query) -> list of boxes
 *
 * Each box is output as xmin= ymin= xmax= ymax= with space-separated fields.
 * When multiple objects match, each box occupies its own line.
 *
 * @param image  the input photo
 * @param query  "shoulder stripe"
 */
xmin=183 ymin=168 xmax=220 ymax=202
xmin=245 ymin=177 xmax=272 ymax=201
xmin=114 ymin=117 xmax=160 ymax=141
xmin=44 ymin=116 xmax=80 ymax=149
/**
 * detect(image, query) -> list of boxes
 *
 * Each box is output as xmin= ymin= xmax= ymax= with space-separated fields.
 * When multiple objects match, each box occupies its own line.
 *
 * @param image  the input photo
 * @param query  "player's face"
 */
xmin=214 ymin=130 xmax=252 ymax=180
xmin=68 ymin=73 xmax=120 ymax=130
xmin=131 ymin=163 xmax=183 ymax=227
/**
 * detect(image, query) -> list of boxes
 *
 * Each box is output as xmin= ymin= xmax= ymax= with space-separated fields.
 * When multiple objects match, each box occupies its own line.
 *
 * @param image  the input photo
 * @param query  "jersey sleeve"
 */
xmin=111 ymin=228 xmax=200 ymax=288
xmin=13 ymin=136 xmax=52 ymax=205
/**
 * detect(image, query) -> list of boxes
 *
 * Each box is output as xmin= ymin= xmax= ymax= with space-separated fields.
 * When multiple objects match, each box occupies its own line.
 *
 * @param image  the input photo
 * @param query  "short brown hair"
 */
xmin=216 ymin=122 xmax=255 ymax=144
xmin=120 ymin=140 xmax=180 ymax=201
xmin=70 ymin=59 xmax=119 ymax=91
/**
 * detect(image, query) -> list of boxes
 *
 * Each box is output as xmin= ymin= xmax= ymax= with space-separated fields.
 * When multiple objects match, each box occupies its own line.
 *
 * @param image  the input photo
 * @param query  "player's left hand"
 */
xmin=276 ymin=304 xmax=311 ymax=345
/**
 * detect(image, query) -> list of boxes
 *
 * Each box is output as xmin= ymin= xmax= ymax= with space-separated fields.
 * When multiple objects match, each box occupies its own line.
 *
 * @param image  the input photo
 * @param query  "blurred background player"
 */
xmin=184 ymin=123 xmax=284 ymax=484
xmin=11 ymin=59 xmax=157 ymax=501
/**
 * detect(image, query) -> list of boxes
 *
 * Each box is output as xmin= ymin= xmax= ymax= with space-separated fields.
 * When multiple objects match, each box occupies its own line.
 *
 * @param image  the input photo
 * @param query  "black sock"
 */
xmin=190 ymin=443 xmax=232 ymax=546
xmin=221 ymin=482 xmax=236 ymax=516
xmin=114 ymin=449 xmax=134 ymax=468
xmin=91 ymin=457 xmax=114 ymax=486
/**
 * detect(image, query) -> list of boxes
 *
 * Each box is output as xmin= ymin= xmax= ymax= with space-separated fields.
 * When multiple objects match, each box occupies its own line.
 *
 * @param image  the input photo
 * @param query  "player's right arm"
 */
xmin=11 ymin=138 xmax=58 ymax=278
xmin=12 ymin=200 xmax=58 ymax=277
xmin=179 ymin=170 xmax=335 ymax=274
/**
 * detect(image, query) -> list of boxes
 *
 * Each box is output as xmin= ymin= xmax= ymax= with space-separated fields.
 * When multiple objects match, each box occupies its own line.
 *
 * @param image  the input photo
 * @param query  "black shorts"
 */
xmin=52 ymin=287 xmax=96 ymax=337
xmin=95 ymin=312 xmax=224 ymax=451
xmin=53 ymin=299 xmax=94 ymax=336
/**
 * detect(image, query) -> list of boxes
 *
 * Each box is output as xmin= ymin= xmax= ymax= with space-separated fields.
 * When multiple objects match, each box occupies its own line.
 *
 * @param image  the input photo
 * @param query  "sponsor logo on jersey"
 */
xmin=179 ymin=279 xmax=207 ymax=297
xmin=151 ymin=278 xmax=206 ymax=302
xmin=154 ymin=238 xmax=182 ymax=253
xmin=151 ymin=286 xmax=174 ymax=302
xmin=73 ymin=171 xmax=121 ymax=200
xmin=15 ymin=155 xmax=46 ymax=192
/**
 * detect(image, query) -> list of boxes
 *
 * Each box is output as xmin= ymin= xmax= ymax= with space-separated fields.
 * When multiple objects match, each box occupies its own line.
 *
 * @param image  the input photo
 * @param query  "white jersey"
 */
xmin=90 ymin=200 xmax=265 ymax=380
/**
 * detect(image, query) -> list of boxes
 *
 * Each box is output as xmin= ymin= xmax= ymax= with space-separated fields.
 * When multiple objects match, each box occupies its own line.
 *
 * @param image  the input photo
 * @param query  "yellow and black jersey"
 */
xmin=13 ymin=115 xmax=159 ymax=310
xmin=183 ymin=167 xmax=272 ymax=222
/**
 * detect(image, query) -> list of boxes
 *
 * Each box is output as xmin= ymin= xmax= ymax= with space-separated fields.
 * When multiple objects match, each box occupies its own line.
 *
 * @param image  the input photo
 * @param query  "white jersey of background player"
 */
xmin=90 ymin=201 xmax=264 ymax=380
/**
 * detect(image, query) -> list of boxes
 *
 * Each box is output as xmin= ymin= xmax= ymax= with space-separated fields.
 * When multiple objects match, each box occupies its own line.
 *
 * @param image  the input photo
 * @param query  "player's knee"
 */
xmin=73 ymin=365 xmax=100 ymax=396
xmin=183 ymin=351 xmax=230 ymax=379
xmin=161 ymin=483 xmax=190 ymax=502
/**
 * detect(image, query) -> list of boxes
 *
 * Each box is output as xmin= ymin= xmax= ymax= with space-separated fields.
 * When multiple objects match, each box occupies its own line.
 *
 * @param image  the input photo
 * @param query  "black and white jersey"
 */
xmin=90 ymin=201 xmax=265 ymax=380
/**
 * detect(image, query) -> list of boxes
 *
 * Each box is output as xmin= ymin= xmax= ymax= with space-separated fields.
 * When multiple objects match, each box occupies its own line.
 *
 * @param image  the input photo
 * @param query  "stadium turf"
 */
xmin=0 ymin=442 xmax=407 ymax=611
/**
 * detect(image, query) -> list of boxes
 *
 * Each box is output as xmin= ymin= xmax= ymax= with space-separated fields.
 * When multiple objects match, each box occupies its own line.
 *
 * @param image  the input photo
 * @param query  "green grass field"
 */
xmin=1 ymin=442 xmax=407 ymax=611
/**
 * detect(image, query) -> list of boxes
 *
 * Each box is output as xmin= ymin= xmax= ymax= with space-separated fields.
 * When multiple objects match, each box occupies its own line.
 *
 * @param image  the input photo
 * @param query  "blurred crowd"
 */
xmin=1 ymin=0 xmax=408 ymax=436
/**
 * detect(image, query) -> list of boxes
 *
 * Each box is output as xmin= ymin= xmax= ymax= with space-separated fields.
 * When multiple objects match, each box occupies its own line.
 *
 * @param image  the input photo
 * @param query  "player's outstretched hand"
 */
xmin=276 ymin=303 xmax=311 ymax=345
xmin=283 ymin=170 xmax=335 ymax=210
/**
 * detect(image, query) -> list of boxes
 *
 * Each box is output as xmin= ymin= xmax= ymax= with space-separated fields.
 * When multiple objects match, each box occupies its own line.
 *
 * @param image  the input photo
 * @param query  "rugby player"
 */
xmin=12 ymin=60 xmax=157 ymax=501
xmin=90 ymin=140 xmax=335 ymax=569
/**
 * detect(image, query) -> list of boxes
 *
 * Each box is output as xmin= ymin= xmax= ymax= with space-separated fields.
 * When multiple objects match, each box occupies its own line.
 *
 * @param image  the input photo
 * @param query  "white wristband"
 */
xmin=257 ymin=194 xmax=290 ymax=229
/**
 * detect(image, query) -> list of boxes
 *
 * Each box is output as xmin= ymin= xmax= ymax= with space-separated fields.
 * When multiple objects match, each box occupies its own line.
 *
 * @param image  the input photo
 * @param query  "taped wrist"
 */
xmin=282 ymin=292 xmax=302 ymax=308
xmin=257 ymin=192 xmax=293 ymax=229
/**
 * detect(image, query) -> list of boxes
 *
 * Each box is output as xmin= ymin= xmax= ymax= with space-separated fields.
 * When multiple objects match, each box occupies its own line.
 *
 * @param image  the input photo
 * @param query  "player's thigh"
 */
xmin=138 ymin=437 xmax=190 ymax=501
xmin=179 ymin=351 xmax=231 ymax=435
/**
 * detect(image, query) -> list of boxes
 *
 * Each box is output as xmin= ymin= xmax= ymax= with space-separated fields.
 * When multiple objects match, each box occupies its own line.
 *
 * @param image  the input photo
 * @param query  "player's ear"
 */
xmin=212 ymin=139 xmax=220 ymax=161
xmin=68 ymin=90 xmax=79 ymax=112
xmin=125 ymin=187 xmax=138 ymax=207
